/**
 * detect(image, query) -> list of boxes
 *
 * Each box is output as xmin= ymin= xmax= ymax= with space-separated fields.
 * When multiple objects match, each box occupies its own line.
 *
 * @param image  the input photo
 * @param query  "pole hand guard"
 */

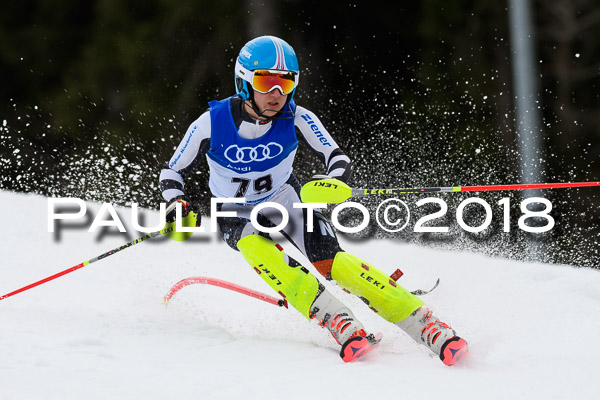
xmin=300 ymin=177 xmax=353 ymax=204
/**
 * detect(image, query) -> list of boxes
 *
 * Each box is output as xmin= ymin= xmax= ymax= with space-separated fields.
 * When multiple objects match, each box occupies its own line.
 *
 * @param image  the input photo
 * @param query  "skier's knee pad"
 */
xmin=237 ymin=235 xmax=320 ymax=319
xmin=331 ymin=252 xmax=424 ymax=323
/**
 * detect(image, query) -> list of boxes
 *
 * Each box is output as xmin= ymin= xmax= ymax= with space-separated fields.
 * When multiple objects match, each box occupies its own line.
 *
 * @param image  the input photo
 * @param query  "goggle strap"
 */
xmin=235 ymin=60 xmax=254 ymax=84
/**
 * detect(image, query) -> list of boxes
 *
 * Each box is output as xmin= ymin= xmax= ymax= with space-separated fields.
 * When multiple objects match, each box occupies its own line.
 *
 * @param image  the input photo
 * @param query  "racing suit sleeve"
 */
xmin=294 ymin=105 xmax=353 ymax=183
xmin=159 ymin=111 xmax=211 ymax=201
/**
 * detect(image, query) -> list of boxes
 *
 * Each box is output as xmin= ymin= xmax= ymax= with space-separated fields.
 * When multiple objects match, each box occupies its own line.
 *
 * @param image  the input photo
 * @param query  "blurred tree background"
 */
xmin=1 ymin=0 xmax=599 ymax=267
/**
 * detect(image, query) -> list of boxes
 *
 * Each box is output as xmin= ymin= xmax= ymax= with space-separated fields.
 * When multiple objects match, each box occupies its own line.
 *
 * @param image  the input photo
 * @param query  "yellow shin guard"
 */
xmin=331 ymin=252 xmax=424 ymax=323
xmin=237 ymin=235 xmax=320 ymax=320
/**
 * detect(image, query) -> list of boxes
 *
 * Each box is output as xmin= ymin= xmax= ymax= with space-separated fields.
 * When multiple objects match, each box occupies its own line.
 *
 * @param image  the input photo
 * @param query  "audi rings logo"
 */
xmin=224 ymin=143 xmax=284 ymax=163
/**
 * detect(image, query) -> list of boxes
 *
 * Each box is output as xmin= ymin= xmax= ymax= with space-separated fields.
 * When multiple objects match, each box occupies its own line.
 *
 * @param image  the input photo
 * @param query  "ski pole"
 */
xmin=300 ymin=178 xmax=600 ymax=204
xmin=0 ymin=229 xmax=165 ymax=301
xmin=0 ymin=203 xmax=185 ymax=302
xmin=353 ymin=181 xmax=600 ymax=196
xmin=163 ymin=276 xmax=288 ymax=308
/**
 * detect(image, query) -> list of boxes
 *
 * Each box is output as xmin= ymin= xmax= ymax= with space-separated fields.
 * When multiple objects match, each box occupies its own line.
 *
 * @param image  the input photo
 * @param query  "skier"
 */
xmin=160 ymin=35 xmax=468 ymax=364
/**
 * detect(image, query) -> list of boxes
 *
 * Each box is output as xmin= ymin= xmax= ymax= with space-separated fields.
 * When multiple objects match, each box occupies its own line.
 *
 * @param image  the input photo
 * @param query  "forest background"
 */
xmin=1 ymin=0 xmax=599 ymax=267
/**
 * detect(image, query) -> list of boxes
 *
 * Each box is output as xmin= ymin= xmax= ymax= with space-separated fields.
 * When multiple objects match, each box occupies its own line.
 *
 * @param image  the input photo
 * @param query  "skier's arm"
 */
xmin=294 ymin=106 xmax=353 ymax=183
xmin=159 ymin=111 xmax=211 ymax=202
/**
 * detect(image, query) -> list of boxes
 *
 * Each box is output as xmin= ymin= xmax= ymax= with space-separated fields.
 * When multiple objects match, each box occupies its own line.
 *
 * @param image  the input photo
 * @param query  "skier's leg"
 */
xmin=236 ymin=234 xmax=380 ymax=362
xmin=330 ymin=252 xmax=424 ymax=321
xmin=216 ymin=194 xmax=379 ymax=362
xmin=236 ymin=234 xmax=318 ymax=319
xmin=319 ymin=251 xmax=468 ymax=365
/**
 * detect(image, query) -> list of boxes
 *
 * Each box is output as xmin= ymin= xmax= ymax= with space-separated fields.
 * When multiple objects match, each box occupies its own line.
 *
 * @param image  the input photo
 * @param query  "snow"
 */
xmin=1 ymin=190 xmax=599 ymax=399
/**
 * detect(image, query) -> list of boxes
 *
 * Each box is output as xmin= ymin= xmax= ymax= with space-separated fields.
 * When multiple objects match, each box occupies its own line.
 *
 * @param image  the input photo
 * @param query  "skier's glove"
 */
xmin=162 ymin=196 xmax=200 ymax=242
xmin=165 ymin=196 xmax=194 ymax=223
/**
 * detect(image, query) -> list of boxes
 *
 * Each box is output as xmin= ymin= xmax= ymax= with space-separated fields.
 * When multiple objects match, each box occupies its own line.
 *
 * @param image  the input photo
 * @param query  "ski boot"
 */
xmin=237 ymin=235 xmax=380 ymax=362
xmin=396 ymin=307 xmax=468 ymax=366
xmin=326 ymin=251 xmax=468 ymax=365
xmin=310 ymin=283 xmax=382 ymax=362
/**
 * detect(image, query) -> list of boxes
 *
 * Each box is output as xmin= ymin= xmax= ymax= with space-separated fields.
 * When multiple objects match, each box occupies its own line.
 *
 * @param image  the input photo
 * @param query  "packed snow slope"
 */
xmin=1 ymin=190 xmax=599 ymax=400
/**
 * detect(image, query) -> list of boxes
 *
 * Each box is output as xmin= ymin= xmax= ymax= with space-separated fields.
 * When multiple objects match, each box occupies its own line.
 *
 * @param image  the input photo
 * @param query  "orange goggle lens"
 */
xmin=252 ymin=70 xmax=297 ymax=95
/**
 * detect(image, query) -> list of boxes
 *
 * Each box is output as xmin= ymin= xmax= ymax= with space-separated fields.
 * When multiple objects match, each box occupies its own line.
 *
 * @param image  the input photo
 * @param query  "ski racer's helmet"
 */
xmin=234 ymin=36 xmax=299 ymax=104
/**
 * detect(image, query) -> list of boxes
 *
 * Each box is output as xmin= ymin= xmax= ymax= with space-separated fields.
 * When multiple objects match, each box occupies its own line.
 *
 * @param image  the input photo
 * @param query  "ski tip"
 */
xmin=340 ymin=332 xmax=382 ymax=363
xmin=440 ymin=336 xmax=468 ymax=366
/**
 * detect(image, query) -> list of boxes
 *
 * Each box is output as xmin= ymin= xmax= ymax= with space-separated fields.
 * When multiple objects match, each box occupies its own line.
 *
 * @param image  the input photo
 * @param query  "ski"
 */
xmin=340 ymin=332 xmax=383 ymax=362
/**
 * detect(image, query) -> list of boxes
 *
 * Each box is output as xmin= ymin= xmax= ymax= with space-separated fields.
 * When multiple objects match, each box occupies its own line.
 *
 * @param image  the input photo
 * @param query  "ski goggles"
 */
xmin=251 ymin=69 xmax=298 ymax=95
